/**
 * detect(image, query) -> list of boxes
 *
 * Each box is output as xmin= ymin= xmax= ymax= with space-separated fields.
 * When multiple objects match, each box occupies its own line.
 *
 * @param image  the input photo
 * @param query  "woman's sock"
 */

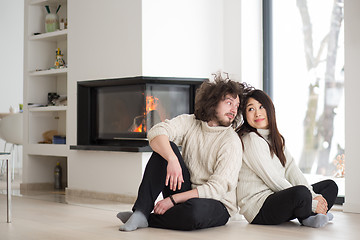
xmin=327 ymin=212 xmax=334 ymax=221
xmin=302 ymin=214 xmax=329 ymax=228
xmin=116 ymin=211 xmax=133 ymax=223
xmin=118 ymin=210 xmax=148 ymax=231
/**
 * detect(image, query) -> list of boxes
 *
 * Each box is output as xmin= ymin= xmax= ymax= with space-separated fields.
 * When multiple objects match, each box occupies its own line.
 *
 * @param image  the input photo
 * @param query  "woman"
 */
xmin=236 ymin=89 xmax=338 ymax=228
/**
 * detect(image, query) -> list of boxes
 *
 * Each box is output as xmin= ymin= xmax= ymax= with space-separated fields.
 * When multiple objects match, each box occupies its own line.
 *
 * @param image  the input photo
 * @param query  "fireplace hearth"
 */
xmin=70 ymin=76 xmax=205 ymax=152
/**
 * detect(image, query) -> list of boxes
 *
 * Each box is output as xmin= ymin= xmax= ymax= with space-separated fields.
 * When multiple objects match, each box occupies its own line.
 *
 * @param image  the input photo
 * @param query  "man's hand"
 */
xmin=314 ymin=195 xmax=328 ymax=214
xmin=166 ymin=158 xmax=184 ymax=191
xmin=153 ymin=189 xmax=199 ymax=215
xmin=153 ymin=197 xmax=174 ymax=215
xmin=149 ymin=135 xmax=184 ymax=191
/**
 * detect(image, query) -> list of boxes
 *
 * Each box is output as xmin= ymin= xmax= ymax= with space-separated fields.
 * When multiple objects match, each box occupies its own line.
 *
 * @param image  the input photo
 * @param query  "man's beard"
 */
xmin=215 ymin=114 xmax=233 ymax=127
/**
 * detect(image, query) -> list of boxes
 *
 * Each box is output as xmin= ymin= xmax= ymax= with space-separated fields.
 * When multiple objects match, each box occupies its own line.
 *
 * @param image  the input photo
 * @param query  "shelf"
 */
xmin=29 ymin=106 xmax=67 ymax=112
xmin=27 ymin=144 xmax=68 ymax=157
xmin=70 ymin=145 xmax=152 ymax=153
xmin=29 ymin=29 xmax=68 ymax=42
xmin=30 ymin=0 xmax=67 ymax=7
xmin=29 ymin=68 xmax=68 ymax=76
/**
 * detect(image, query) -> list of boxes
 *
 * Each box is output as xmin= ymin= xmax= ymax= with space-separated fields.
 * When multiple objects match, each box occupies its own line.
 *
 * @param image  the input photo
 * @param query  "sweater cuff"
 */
xmin=196 ymin=186 xmax=206 ymax=198
xmin=311 ymin=192 xmax=322 ymax=199
xmin=312 ymin=199 xmax=319 ymax=212
xmin=147 ymin=127 xmax=169 ymax=142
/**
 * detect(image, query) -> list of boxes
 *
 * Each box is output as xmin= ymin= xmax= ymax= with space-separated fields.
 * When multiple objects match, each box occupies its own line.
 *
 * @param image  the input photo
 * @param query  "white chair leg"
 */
xmin=11 ymin=144 xmax=15 ymax=182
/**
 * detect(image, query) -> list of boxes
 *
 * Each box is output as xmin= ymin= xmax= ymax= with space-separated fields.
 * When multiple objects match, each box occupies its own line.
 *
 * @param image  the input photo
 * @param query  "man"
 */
xmin=117 ymin=74 xmax=245 ymax=231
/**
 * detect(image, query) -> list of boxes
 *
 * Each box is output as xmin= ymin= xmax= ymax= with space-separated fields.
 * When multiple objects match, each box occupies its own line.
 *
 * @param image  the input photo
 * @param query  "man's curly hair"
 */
xmin=194 ymin=73 xmax=249 ymax=128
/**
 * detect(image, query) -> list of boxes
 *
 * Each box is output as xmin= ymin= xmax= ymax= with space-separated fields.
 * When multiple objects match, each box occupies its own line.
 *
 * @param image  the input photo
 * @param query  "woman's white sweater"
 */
xmin=147 ymin=114 xmax=243 ymax=216
xmin=237 ymin=129 xmax=320 ymax=223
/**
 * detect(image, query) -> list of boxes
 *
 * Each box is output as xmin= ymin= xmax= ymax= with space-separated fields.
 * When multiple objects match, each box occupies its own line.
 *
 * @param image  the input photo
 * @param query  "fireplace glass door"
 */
xmin=96 ymin=84 xmax=190 ymax=140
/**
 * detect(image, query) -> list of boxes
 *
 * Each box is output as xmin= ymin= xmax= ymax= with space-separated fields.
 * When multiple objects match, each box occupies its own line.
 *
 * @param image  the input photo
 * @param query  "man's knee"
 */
xmin=169 ymin=141 xmax=181 ymax=154
xmin=182 ymin=198 xmax=229 ymax=230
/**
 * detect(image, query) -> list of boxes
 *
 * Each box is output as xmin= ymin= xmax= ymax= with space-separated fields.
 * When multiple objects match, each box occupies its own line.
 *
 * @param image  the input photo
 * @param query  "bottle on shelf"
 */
xmin=60 ymin=18 xmax=65 ymax=30
xmin=54 ymin=162 xmax=62 ymax=189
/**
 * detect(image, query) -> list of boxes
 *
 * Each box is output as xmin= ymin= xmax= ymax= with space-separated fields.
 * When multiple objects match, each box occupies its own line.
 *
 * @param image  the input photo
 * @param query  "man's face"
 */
xmin=209 ymin=94 xmax=240 ymax=127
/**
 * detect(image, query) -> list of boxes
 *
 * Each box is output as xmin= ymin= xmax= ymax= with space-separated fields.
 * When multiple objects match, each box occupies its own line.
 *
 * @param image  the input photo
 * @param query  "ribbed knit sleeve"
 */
xmin=283 ymin=147 xmax=321 ymax=212
xmin=243 ymin=132 xmax=292 ymax=192
xmin=284 ymin=147 xmax=320 ymax=197
xmin=147 ymin=114 xmax=195 ymax=145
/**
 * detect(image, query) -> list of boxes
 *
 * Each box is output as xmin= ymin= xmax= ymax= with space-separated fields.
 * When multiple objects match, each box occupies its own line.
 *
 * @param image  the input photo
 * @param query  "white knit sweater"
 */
xmin=147 ymin=114 xmax=243 ymax=216
xmin=237 ymin=129 xmax=320 ymax=223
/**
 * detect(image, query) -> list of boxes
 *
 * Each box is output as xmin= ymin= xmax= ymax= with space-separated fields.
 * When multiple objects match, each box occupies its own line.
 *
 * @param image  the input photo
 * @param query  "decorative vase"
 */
xmin=45 ymin=13 xmax=59 ymax=32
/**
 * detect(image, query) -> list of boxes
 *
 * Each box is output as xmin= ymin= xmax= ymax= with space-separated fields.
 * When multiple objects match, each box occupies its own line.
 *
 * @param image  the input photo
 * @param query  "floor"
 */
xmin=0 ymin=185 xmax=359 ymax=240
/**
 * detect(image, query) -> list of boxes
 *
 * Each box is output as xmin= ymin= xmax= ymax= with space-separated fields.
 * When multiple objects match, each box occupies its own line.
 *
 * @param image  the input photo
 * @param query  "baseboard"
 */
xmin=65 ymin=188 xmax=136 ymax=204
xmin=343 ymin=202 xmax=360 ymax=213
xmin=20 ymin=182 xmax=54 ymax=193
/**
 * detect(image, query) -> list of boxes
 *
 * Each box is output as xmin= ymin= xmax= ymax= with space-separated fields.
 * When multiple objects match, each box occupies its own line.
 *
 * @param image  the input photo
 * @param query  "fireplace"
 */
xmin=71 ymin=76 xmax=205 ymax=152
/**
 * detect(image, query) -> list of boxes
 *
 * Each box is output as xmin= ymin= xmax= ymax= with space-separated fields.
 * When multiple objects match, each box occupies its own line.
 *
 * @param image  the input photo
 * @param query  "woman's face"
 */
xmin=245 ymin=97 xmax=269 ymax=129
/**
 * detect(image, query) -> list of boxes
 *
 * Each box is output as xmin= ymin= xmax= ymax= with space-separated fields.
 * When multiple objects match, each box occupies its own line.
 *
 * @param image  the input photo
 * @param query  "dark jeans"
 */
xmin=252 ymin=180 xmax=338 ymax=225
xmin=132 ymin=142 xmax=230 ymax=230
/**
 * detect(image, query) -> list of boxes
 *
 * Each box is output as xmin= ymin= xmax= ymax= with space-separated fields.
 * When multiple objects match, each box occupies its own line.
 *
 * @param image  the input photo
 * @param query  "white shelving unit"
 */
xmin=26 ymin=144 xmax=68 ymax=157
xmin=23 ymin=0 xmax=68 ymax=189
xmin=29 ymin=68 xmax=68 ymax=76
xmin=29 ymin=28 xmax=68 ymax=41
xmin=29 ymin=106 xmax=67 ymax=112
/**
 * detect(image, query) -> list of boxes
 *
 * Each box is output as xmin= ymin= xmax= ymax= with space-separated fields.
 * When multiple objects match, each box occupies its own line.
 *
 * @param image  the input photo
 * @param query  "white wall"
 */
xmin=142 ymin=0 xmax=248 ymax=82
xmin=223 ymin=0 xmax=242 ymax=81
xmin=343 ymin=0 xmax=360 ymax=213
xmin=142 ymin=0 xmax=224 ymax=78
xmin=68 ymin=0 xmax=143 ymax=81
xmin=0 ymin=0 xmax=24 ymax=113
xmin=67 ymin=151 xmax=145 ymax=195
xmin=67 ymin=0 xmax=143 ymax=195
xmin=239 ymin=0 xmax=262 ymax=88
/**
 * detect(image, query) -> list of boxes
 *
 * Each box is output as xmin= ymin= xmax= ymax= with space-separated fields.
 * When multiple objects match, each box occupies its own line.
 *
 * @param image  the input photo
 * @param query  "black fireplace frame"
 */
xmin=70 ymin=76 xmax=205 ymax=152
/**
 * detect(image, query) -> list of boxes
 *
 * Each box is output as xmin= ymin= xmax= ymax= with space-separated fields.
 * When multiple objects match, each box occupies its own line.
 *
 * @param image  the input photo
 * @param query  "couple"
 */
xmin=117 ymin=75 xmax=338 ymax=231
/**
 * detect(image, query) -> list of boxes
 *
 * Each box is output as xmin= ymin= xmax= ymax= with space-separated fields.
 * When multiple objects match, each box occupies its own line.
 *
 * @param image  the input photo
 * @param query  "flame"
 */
xmin=133 ymin=96 xmax=159 ymax=132
xmin=134 ymin=124 xmax=143 ymax=132
xmin=146 ymin=96 xmax=159 ymax=112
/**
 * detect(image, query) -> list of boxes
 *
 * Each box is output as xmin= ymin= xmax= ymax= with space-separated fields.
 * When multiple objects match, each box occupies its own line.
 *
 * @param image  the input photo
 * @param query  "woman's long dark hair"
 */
xmin=237 ymin=89 xmax=286 ymax=166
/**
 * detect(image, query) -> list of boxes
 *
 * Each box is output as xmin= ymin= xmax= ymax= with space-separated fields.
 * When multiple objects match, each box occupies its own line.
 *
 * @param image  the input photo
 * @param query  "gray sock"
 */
xmin=302 ymin=214 xmax=329 ymax=228
xmin=118 ymin=210 xmax=148 ymax=231
xmin=327 ymin=212 xmax=334 ymax=221
xmin=116 ymin=211 xmax=133 ymax=223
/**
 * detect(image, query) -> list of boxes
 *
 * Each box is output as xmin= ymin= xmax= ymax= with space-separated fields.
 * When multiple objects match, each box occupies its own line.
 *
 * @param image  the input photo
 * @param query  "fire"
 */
xmin=133 ymin=96 xmax=159 ymax=133
xmin=134 ymin=124 xmax=143 ymax=132
xmin=146 ymin=96 xmax=159 ymax=112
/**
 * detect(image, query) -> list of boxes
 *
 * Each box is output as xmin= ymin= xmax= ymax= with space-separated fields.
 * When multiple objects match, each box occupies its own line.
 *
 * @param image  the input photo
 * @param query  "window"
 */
xmin=267 ymin=0 xmax=345 ymax=201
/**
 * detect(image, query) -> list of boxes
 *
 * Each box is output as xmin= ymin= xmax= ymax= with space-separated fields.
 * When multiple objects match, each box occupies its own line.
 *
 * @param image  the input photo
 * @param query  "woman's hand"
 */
xmin=166 ymin=158 xmax=184 ymax=191
xmin=153 ymin=197 xmax=174 ymax=215
xmin=314 ymin=196 xmax=328 ymax=214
